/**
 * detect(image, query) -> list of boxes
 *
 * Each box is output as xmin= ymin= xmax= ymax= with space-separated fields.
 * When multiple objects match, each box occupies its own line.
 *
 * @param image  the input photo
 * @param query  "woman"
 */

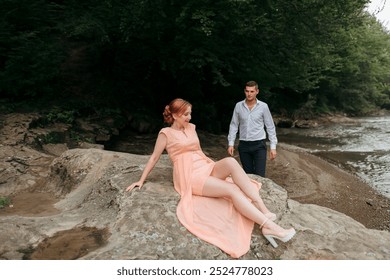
xmin=127 ymin=98 xmax=295 ymax=258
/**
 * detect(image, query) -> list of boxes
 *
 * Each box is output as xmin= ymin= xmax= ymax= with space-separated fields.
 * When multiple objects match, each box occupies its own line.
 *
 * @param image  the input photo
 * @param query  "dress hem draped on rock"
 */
xmin=160 ymin=123 xmax=260 ymax=258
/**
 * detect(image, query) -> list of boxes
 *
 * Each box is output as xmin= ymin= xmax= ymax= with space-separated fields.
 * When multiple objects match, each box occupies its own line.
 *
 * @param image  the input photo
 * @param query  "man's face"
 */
xmin=244 ymin=86 xmax=259 ymax=101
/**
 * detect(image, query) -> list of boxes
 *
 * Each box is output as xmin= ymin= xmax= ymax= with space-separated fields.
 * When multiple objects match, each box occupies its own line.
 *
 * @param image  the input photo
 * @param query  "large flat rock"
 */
xmin=1 ymin=148 xmax=389 ymax=259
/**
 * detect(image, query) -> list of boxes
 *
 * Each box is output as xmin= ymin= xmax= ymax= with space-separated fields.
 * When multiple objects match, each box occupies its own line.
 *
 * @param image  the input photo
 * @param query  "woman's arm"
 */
xmin=126 ymin=132 xmax=167 ymax=192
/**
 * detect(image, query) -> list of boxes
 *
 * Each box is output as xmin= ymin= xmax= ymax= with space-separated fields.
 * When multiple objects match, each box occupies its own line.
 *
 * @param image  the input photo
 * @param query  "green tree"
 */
xmin=1 ymin=0 xmax=390 ymax=131
xmin=311 ymin=13 xmax=390 ymax=114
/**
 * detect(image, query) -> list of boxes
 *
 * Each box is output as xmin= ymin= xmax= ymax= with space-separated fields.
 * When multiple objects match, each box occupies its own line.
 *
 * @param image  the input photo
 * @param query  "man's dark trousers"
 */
xmin=238 ymin=140 xmax=267 ymax=177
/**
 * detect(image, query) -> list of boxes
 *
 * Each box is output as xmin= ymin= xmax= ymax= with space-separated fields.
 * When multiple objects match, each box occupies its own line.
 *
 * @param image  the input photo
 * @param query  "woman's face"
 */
xmin=174 ymin=106 xmax=192 ymax=127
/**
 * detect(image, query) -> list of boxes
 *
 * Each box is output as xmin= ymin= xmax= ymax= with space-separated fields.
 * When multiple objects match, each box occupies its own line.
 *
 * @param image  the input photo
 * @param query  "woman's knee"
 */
xmin=222 ymin=157 xmax=239 ymax=168
xmin=212 ymin=157 xmax=238 ymax=178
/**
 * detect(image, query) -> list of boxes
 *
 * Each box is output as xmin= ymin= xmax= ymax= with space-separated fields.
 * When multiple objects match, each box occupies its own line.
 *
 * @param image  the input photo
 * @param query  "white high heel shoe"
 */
xmin=260 ymin=219 xmax=296 ymax=248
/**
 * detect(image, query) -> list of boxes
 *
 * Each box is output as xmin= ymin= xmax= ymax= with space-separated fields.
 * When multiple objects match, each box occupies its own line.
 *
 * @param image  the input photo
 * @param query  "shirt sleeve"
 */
xmin=227 ymin=104 xmax=239 ymax=147
xmin=263 ymin=104 xmax=278 ymax=149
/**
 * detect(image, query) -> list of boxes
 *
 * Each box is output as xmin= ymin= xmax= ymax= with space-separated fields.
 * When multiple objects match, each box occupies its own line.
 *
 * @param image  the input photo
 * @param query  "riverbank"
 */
xmin=266 ymin=144 xmax=390 ymax=231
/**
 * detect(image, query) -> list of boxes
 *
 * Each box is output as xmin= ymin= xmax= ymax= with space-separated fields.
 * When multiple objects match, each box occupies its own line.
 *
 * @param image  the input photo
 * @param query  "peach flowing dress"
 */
xmin=159 ymin=123 xmax=260 ymax=258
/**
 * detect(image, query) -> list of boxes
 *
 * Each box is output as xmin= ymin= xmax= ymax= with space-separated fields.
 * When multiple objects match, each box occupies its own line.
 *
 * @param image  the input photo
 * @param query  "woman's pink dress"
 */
xmin=159 ymin=123 xmax=260 ymax=258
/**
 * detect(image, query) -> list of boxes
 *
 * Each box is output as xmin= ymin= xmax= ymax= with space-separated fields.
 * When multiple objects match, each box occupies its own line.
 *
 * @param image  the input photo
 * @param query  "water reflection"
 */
xmin=277 ymin=116 xmax=390 ymax=198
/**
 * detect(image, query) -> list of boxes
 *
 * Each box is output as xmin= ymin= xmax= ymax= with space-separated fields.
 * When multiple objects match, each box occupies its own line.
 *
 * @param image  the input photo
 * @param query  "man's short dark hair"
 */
xmin=246 ymin=81 xmax=258 ymax=89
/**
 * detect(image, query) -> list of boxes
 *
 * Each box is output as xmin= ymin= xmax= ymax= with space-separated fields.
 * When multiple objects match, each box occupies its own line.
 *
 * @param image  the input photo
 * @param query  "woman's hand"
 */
xmin=126 ymin=181 xmax=143 ymax=192
xmin=125 ymin=133 xmax=167 ymax=193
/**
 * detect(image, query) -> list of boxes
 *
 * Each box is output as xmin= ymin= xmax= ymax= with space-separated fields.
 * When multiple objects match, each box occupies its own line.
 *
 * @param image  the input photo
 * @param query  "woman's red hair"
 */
xmin=163 ymin=98 xmax=192 ymax=125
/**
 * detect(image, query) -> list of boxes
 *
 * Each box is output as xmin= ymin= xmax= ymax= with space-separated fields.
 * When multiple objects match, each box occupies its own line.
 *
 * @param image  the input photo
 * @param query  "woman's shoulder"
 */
xmin=159 ymin=126 xmax=170 ymax=135
xmin=187 ymin=123 xmax=196 ymax=132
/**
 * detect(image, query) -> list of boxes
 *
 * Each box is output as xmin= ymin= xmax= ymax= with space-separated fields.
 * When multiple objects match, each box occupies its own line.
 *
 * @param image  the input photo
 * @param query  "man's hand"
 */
xmin=269 ymin=149 xmax=277 ymax=160
xmin=227 ymin=146 xmax=235 ymax=156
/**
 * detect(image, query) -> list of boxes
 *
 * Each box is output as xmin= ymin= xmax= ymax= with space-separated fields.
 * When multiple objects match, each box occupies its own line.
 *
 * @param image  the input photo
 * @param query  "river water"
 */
xmin=276 ymin=115 xmax=390 ymax=199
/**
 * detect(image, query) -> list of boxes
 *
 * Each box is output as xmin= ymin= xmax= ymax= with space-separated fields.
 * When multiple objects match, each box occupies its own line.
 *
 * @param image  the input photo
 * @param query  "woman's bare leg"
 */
xmin=210 ymin=157 xmax=271 ymax=214
xmin=202 ymin=176 xmax=293 ymax=237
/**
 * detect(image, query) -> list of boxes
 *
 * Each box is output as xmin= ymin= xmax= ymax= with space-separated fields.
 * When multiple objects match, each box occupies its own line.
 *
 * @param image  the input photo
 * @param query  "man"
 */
xmin=227 ymin=81 xmax=277 ymax=177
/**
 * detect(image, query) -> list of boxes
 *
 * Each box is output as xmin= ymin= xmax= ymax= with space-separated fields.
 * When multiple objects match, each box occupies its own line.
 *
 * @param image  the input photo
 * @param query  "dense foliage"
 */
xmin=1 ymin=0 xmax=390 ymax=132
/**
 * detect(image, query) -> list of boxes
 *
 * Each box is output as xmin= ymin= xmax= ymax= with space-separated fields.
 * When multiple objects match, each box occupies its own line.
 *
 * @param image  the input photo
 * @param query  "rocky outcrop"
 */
xmin=1 ymin=147 xmax=390 ymax=260
xmin=0 ymin=113 xmax=104 ymax=196
xmin=0 ymin=113 xmax=55 ymax=196
xmin=1 ymin=113 xmax=389 ymax=260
